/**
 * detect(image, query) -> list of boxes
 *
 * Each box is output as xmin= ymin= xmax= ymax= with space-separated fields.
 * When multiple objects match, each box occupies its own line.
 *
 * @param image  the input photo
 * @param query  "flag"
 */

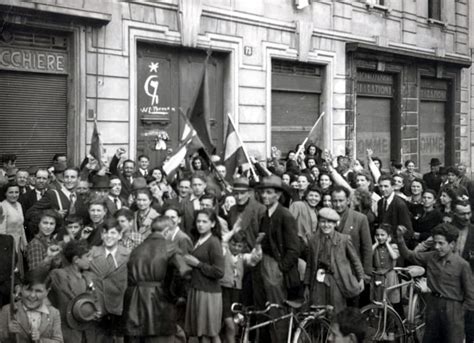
xmin=306 ymin=112 xmax=325 ymax=149
xmin=187 ymin=63 xmax=215 ymax=153
xmin=163 ymin=112 xmax=203 ymax=175
xmin=89 ymin=121 xmax=105 ymax=167
xmin=224 ymin=117 xmax=248 ymax=175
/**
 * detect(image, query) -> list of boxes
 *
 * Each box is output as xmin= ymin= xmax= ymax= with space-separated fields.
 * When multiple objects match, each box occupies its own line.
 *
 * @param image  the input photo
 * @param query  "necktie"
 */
xmin=143 ymin=169 xmax=148 ymax=176
xmin=106 ymin=253 xmax=115 ymax=271
xmin=114 ymin=197 xmax=120 ymax=209
xmin=69 ymin=193 xmax=77 ymax=214
xmin=382 ymin=198 xmax=387 ymax=211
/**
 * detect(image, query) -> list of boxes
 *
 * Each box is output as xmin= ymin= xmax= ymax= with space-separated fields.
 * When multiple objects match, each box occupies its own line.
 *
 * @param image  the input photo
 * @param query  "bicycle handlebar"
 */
xmin=231 ymin=302 xmax=283 ymax=316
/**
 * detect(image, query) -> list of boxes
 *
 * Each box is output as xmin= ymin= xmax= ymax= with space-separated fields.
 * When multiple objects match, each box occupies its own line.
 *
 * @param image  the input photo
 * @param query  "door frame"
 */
xmin=128 ymin=24 xmax=239 ymax=161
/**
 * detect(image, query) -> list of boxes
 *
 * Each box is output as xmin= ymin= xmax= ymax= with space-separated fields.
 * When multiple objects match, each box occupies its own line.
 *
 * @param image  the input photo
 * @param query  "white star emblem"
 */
xmin=148 ymin=62 xmax=159 ymax=73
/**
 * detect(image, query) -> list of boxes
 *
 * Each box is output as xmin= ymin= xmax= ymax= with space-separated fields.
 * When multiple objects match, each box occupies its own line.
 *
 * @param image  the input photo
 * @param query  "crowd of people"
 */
xmin=0 ymin=144 xmax=473 ymax=343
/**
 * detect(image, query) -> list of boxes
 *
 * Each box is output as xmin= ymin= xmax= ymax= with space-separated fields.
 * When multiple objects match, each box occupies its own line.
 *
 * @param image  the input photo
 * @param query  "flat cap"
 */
xmin=318 ymin=208 xmax=340 ymax=222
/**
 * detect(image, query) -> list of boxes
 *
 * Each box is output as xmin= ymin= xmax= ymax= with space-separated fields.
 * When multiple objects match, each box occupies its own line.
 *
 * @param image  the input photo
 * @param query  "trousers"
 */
xmin=423 ymin=295 xmax=465 ymax=343
xmin=253 ymin=254 xmax=289 ymax=343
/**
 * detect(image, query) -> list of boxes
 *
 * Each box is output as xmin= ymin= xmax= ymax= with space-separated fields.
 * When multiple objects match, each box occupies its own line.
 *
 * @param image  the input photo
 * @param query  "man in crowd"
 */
xmin=423 ymin=158 xmax=442 ymax=194
xmin=377 ymin=175 xmax=413 ymax=239
xmin=254 ymin=175 xmax=299 ymax=343
xmin=331 ymin=186 xmax=372 ymax=281
xmin=105 ymin=175 xmax=126 ymax=215
xmin=27 ymin=167 xmax=88 ymax=222
xmin=135 ymin=155 xmax=150 ymax=177
xmin=110 ymin=148 xmax=136 ymax=199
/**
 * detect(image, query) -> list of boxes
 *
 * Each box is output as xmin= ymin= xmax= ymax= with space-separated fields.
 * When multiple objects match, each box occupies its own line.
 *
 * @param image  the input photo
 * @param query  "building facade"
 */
xmin=0 ymin=0 xmax=470 ymax=174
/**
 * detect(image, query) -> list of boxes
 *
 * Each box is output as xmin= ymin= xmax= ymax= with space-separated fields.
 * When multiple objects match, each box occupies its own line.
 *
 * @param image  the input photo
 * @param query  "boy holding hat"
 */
xmin=304 ymin=207 xmax=365 ymax=313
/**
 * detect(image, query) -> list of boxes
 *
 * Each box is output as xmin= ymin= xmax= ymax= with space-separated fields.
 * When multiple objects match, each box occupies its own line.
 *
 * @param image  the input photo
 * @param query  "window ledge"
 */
xmin=427 ymin=18 xmax=448 ymax=29
xmin=365 ymin=3 xmax=391 ymax=15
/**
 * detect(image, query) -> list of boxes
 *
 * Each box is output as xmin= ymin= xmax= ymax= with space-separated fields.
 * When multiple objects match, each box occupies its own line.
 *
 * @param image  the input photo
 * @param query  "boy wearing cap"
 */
xmin=304 ymin=208 xmax=365 ymax=313
xmin=397 ymin=223 xmax=474 ymax=343
xmin=0 ymin=268 xmax=62 ymax=342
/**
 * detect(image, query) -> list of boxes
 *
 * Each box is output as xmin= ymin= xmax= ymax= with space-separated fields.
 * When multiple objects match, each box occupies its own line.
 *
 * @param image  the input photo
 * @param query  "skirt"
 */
xmin=185 ymin=289 xmax=222 ymax=337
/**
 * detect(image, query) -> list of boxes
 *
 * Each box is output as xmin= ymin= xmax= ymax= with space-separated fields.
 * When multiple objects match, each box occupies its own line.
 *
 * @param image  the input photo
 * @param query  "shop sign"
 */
xmin=357 ymin=71 xmax=393 ymax=97
xmin=0 ymin=46 xmax=67 ymax=74
xmin=420 ymin=88 xmax=447 ymax=101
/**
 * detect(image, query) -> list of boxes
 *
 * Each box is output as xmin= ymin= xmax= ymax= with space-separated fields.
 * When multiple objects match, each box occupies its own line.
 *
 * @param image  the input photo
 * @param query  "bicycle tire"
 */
xmin=361 ymin=304 xmax=407 ymax=342
xmin=292 ymin=315 xmax=331 ymax=343
xmin=406 ymin=293 xmax=426 ymax=343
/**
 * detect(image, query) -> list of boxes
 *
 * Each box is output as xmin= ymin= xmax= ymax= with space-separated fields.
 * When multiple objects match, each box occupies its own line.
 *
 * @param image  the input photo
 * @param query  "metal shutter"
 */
xmin=0 ymin=71 xmax=67 ymax=168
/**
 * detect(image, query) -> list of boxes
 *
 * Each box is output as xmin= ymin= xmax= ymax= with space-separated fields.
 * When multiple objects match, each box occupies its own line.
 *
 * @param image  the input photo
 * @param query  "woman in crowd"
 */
xmin=27 ymin=209 xmax=62 ymax=271
xmin=352 ymin=188 xmax=376 ymax=235
xmin=321 ymin=192 xmax=333 ymax=209
xmin=134 ymin=188 xmax=160 ymax=239
xmin=318 ymin=172 xmax=333 ymax=193
xmin=406 ymin=178 xmax=425 ymax=220
xmin=438 ymin=186 xmax=457 ymax=223
xmin=289 ymin=185 xmax=321 ymax=247
xmin=184 ymin=209 xmax=225 ymax=343
xmin=412 ymin=189 xmax=443 ymax=242
xmin=0 ymin=182 xmax=26 ymax=276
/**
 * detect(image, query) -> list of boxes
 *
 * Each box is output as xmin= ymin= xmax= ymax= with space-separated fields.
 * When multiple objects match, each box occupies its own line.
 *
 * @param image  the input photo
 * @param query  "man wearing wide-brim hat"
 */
xmin=252 ymin=175 xmax=300 ymax=343
xmin=422 ymin=158 xmax=443 ymax=194
xmin=227 ymin=177 xmax=266 ymax=249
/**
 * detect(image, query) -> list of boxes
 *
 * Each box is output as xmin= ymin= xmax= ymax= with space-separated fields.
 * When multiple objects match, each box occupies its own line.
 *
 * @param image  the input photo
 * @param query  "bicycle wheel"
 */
xmin=292 ymin=316 xmax=331 ymax=343
xmin=361 ymin=304 xmax=407 ymax=342
xmin=406 ymin=293 xmax=426 ymax=343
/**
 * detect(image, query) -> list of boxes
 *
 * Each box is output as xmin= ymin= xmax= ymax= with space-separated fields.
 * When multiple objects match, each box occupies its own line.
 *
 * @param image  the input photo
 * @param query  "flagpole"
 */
xmin=295 ymin=111 xmax=325 ymax=157
xmin=226 ymin=113 xmax=259 ymax=182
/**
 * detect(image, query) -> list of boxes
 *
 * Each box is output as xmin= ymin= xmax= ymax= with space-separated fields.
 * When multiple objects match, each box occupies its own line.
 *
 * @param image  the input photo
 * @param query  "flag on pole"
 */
xmin=187 ymin=63 xmax=215 ymax=154
xmin=306 ymin=112 xmax=325 ymax=148
xmin=90 ymin=121 xmax=105 ymax=168
xmin=224 ymin=116 xmax=248 ymax=175
xmin=163 ymin=111 xmax=203 ymax=175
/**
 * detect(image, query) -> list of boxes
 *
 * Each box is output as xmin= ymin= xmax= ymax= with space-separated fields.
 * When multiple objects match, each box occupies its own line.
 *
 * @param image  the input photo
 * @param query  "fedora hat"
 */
xmin=233 ymin=177 xmax=250 ymax=192
xmin=256 ymin=175 xmax=286 ymax=192
xmin=90 ymin=175 xmax=110 ymax=190
xmin=66 ymin=292 xmax=99 ymax=330
xmin=429 ymin=158 xmax=441 ymax=166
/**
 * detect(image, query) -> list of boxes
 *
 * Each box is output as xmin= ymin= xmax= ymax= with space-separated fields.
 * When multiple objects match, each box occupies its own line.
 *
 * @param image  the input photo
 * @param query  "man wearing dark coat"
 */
xmin=109 ymin=149 xmax=136 ymax=200
xmin=422 ymin=158 xmax=442 ymax=194
xmin=253 ymin=175 xmax=300 ymax=343
xmin=377 ymin=175 xmax=413 ymax=240
xmin=122 ymin=216 xmax=190 ymax=343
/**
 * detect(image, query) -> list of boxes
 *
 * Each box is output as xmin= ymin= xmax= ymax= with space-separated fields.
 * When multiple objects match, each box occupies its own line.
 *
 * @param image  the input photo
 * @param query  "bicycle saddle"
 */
xmin=284 ymin=299 xmax=304 ymax=309
xmin=405 ymin=265 xmax=425 ymax=278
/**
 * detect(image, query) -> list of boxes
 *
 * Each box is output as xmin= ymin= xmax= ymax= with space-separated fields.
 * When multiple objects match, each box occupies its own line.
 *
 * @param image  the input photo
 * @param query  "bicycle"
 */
xmin=231 ymin=300 xmax=332 ymax=343
xmin=361 ymin=266 xmax=427 ymax=343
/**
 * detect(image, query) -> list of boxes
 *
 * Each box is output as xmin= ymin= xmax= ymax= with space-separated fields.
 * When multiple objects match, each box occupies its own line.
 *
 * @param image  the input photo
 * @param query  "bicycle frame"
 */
xmin=240 ymin=311 xmax=296 ymax=343
xmin=372 ymin=274 xmax=423 ymax=337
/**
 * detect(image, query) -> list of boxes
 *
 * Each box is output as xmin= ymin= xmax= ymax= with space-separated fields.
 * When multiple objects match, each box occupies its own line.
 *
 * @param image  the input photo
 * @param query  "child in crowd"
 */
xmin=89 ymin=217 xmax=130 ymax=341
xmin=61 ymin=215 xmax=83 ymax=244
xmin=114 ymin=208 xmax=144 ymax=250
xmin=26 ymin=209 xmax=62 ymax=271
xmin=371 ymin=223 xmax=400 ymax=304
xmin=0 ymin=267 xmax=63 ymax=342
xmin=48 ymin=240 xmax=99 ymax=343
xmin=220 ymin=231 xmax=263 ymax=343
